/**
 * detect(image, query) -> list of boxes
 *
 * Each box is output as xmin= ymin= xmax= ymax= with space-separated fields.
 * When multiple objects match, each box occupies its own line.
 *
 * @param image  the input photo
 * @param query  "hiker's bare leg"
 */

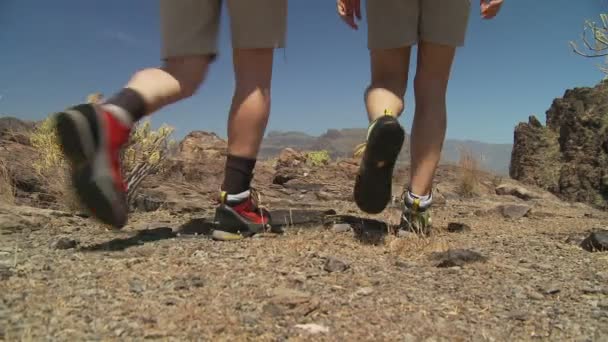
xmin=227 ymin=48 xmax=274 ymax=158
xmin=409 ymin=41 xmax=456 ymax=195
xmin=125 ymin=56 xmax=211 ymax=114
xmin=365 ymin=47 xmax=411 ymax=122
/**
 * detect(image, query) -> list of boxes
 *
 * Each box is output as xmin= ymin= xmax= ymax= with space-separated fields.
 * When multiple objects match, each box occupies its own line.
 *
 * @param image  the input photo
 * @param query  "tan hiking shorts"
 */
xmin=160 ymin=0 xmax=287 ymax=59
xmin=367 ymin=0 xmax=471 ymax=49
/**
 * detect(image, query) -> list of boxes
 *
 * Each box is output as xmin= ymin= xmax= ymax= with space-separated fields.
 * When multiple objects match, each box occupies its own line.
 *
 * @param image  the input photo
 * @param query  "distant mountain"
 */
xmin=261 ymin=128 xmax=512 ymax=175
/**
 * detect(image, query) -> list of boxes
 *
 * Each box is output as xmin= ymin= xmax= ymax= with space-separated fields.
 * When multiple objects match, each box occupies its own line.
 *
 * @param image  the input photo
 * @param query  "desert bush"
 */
xmin=30 ymin=116 xmax=81 ymax=210
xmin=122 ymin=119 xmax=176 ymax=205
xmin=305 ymin=150 xmax=330 ymax=167
xmin=30 ymin=113 xmax=175 ymax=211
xmin=456 ymin=146 xmax=480 ymax=198
xmin=0 ymin=159 xmax=15 ymax=204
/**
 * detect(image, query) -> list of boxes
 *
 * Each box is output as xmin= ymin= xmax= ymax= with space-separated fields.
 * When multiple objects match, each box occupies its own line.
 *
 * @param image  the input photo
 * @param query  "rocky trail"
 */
xmin=1 ymin=115 xmax=608 ymax=341
xmin=2 ymin=176 xmax=608 ymax=340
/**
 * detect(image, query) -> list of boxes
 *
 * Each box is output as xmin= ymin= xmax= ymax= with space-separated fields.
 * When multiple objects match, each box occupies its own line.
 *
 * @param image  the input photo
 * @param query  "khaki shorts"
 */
xmin=160 ymin=0 xmax=287 ymax=59
xmin=367 ymin=0 xmax=471 ymax=49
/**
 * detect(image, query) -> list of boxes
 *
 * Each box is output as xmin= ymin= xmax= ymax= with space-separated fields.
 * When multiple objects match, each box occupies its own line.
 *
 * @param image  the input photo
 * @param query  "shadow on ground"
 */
xmin=79 ymin=209 xmax=391 ymax=251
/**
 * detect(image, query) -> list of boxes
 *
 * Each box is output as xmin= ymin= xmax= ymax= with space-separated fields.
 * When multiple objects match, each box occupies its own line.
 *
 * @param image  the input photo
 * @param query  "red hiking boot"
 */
xmin=54 ymin=103 xmax=131 ymax=228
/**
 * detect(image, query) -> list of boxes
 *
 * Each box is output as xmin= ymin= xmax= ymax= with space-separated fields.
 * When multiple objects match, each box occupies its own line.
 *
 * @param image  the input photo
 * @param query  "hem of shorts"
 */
xmin=231 ymin=42 xmax=286 ymax=50
xmin=367 ymin=39 xmax=418 ymax=50
xmin=161 ymin=51 xmax=219 ymax=62
xmin=418 ymin=35 xmax=466 ymax=48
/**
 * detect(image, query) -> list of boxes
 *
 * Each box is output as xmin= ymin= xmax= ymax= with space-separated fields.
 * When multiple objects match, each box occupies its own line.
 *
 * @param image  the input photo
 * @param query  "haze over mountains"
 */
xmin=260 ymin=128 xmax=512 ymax=175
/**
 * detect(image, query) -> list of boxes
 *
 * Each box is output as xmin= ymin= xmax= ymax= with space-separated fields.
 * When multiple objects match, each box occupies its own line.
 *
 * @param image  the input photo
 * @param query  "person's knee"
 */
xmin=234 ymin=48 xmax=273 ymax=86
xmin=161 ymin=56 xmax=211 ymax=98
xmin=414 ymin=74 xmax=448 ymax=101
xmin=232 ymin=49 xmax=274 ymax=108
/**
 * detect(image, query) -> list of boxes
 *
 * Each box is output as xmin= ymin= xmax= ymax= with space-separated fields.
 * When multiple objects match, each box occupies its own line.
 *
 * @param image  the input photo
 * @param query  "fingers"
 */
xmin=337 ymin=0 xmax=359 ymax=29
xmin=337 ymin=0 xmax=346 ymax=16
xmin=481 ymin=0 xmax=503 ymax=19
xmin=354 ymin=0 xmax=362 ymax=20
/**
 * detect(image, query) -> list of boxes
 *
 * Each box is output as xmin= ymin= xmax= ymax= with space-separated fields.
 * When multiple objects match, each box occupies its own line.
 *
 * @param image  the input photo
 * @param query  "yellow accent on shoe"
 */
xmin=219 ymin=190 xmax=227 ymax=204
xmin=412 ymin=198 xmax=420 ymax=211
xmin=353 ymin=109 xmax=398 ymax=159
xmin=212 ymin=230 xmax=244 ymax=241
xmin=353 ymin=142 xmax=367 ymax=158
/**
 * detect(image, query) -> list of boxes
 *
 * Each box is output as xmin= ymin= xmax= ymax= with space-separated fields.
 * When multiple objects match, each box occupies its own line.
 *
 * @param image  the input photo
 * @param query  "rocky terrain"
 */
xmin=511 ymin=80 xmax=608 ymax=209
xmin=1 ymin=116 xmax=608 ymax=341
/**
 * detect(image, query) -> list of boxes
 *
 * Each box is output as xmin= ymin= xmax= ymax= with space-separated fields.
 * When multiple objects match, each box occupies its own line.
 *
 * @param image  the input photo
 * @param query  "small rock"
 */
xmin=532 ymin=263 xmax=553 ymax=272
xmin=241 ymin=313 xmax=258 ymax=326
xmin=129 ymin=279 xmax=145 ymax=294
xmin=473 ymin=209 xmax=488 ymax=217
xmin=0 ymin=265 xmax=13 ymax=281
xmin=394 ymin=260 xmax=413 ymax=269
xmin=507 ymin=310 xmax=530 ymax=321
xmin=163 ymin=297 xmax=179 ymax=306
xmin=582 ymin=287 xmax=603 ymax=294
xmin=324 ymin=257 xmax=350 ymax=273
xmin=498 ymin=204 xmax=531 ymax=219
xmin=294 ymin=323 xmax=329 ymax=334
xmin=332 ymin=223 xmax=352 ymax=233
xmin=268 ymin=288 xmax=319 ymax=317
xmin=528 ymin=291 xmax=545 ymax=300
xmin=316 ymin=191 xmax=332 ymax=201
xmin=447 ymin=222 xmax=471 ymax=233
xmin=542 ymin=285 xmax=560 ymax=295
xmin=50 ymin=237 xmax=78 ymax=250
xmin=431 ymin=249 xmax=487 ymax=268
xmin=580 ymin=230 xmax=608 ymax=252
xmin=355 ymin=287 xmax=374 ymax=296
xmin=495 ymin=184 xmax=540 ymax=200
xmin=397 ymin=230 xmax=416 ymax=238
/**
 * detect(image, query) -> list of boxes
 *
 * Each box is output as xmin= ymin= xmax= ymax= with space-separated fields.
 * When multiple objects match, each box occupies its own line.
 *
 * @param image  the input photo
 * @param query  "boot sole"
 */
xmin=354 ymin=116 xmax=405 ymax=214
xmin=213 ymin=204 xmax=268 ymax=241
xmin=55 ymin=106 xmax=127 ymax=229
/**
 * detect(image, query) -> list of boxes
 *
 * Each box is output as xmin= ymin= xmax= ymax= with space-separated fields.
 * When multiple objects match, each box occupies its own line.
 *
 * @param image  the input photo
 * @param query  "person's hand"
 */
xmin=480 ymin=0 xmax=503 ymax=19
xmin=337 ymin=0 xmax=362 ymax=30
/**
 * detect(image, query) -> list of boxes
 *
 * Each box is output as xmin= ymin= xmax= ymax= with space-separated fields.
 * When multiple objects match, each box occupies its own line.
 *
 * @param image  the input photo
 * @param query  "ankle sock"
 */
xmin=222 ymin=154 xmax=257 ymax=197
xmin=404 ymin=190 xmax=433 ymax=210
xmin=101 ymin=88 xmax=147 ymax=127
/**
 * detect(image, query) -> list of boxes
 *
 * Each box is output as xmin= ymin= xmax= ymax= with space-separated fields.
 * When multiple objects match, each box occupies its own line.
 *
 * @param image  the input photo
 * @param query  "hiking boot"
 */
xmin=54 ymin=103 xmax=130 ymax=228
xmin=353 ymin=110 xmax=405 ymax=214
xmin=399 ymin=191 xmax=433 ymax=236
xmin=212 ymin=189 xmax=280 ymax=241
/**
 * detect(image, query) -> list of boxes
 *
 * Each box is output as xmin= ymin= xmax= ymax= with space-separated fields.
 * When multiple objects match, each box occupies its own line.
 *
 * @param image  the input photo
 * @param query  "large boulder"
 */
xmin=510 ymin=81 xmax=608 ymax=208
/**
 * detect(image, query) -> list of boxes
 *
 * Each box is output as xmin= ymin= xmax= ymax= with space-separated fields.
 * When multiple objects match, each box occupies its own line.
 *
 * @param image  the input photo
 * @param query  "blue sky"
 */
xmin=1 ymin=0 xmax=606 ymax=143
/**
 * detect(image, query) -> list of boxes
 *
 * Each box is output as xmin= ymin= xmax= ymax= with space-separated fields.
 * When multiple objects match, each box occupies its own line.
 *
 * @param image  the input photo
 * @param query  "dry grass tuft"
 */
xmin=0 ymin=159 xmax=15 ymax=204
xmin=456 ymin=147 xmax=481 ymax=198
xmin=30 ymin=116 xmax=80 ymax=210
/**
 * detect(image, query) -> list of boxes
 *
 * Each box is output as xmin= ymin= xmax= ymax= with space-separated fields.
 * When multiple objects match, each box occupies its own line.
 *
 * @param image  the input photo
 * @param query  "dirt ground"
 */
xmin=2 ymin=190 xmax=608 ymax=341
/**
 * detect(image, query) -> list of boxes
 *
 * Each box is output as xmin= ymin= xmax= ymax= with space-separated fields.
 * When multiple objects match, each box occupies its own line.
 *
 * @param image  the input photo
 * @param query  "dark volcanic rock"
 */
xmin=447 ymin=222 xmax=471 ymax=233
xmin=431 ymin=249 xmax=487 ymax=268
xmin=580 ymin=230 xmax=608 ymax=252
xmin=510 ymin=81 xmax=608 ymax=208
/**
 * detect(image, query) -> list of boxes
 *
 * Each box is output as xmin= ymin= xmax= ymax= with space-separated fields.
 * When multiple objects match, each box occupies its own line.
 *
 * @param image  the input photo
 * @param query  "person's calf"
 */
xmin=364 ymin=84 xmax=405 ymax=122
xmin=409 ymin=78 xmax=448 ymax=196
xmin=366 ymin=47 xmax=411 ymax=121
xmin=227 ymin=48 xmax=273 ymax=159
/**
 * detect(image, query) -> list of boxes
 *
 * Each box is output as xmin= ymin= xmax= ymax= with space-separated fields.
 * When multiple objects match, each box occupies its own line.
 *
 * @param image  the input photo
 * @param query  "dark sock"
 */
xmin=222 ymin=154 xmax=257 ymax=195
xmin=103 ymin=87 xmax=147 ymax=123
